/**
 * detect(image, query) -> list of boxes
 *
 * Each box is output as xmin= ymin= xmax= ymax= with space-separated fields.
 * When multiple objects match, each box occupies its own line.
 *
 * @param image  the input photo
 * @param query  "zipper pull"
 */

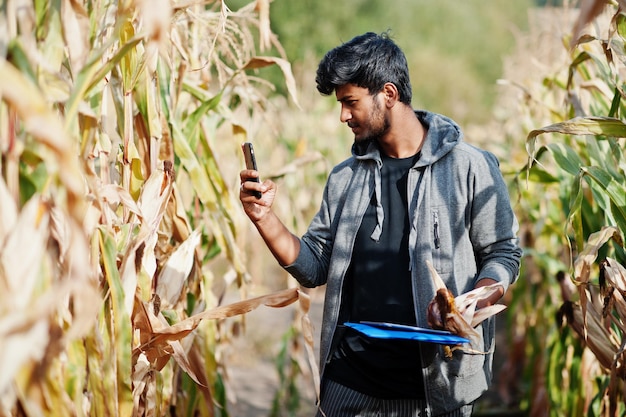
xmin=433 ymin=212 xmax=440 ymax=249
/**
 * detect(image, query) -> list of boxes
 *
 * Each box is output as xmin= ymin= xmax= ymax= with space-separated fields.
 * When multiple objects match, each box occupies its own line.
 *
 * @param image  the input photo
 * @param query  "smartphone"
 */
xmin=241 ymin=142 xmax=262 ymax=198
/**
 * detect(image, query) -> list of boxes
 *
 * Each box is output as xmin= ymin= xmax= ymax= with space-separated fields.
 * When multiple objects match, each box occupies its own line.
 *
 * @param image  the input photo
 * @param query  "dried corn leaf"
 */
xmin=0 ymin=319 xmax=49 ymax=395
xmin=286 ymin=289 xmax=320 ymax=398
xmin=155 ymin=228 xmax=202 ymax=308
xmin=0 ymin=196 xmax=48 ymax=310
xmin=0 ymin=278 xmax=95 ymax=399
xmin=561 ymin=235 xmax=626 ymax=383
xmin=561 ymin=300 xmax=621 ymax=375
xmin=571 ymin=0 xmax=609 ymax=48
xmin=0 ymin=61 xmax=84 ymax=213
xmin=604 ymin=258 xmax=626 ymax=293
xmin=137 ymin=288 xmax=299 ymax=356
xmin=170 ymin=342 xmax=213 ymax=412
xmin=243 ymin=56 xmax=300 ymax=108
xmin=574 ymin=226 xmax=620 ymax=281
xmin=61 ymin=0 xmax=90 ymax=71
xmin=266 ymin=152 xmax=325 ymax=181
xmin=0 ymin=0 xmax=313 ymax=415
xmin=0 ymin=177 xmax=17 ymax=242
xmin=573 ymin=226 xmax=621 ymax=339
xmin=132 ymin=353 xmax=152 ymax=415
xmin=97 ymin=184 xmax=143 ymax=217
xmin=57 ymin=230 xmax=101 ymax=341
xmin=166 ymin=184 xmax=193 ymax=243
xmin=137 ymin=0 xmax=171 ymax=45
xmin=254 ymin=0 xmax=271 ymax=51
xmin=119 ymin=164 xmax=174 ymax=312
xmin=132 ymin=287 xmax=319 ymax=399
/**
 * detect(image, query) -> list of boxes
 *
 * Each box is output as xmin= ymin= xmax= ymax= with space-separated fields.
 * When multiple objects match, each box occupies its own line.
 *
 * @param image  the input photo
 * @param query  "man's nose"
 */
xmin=340 ymin=106 xmax=351 ymax=123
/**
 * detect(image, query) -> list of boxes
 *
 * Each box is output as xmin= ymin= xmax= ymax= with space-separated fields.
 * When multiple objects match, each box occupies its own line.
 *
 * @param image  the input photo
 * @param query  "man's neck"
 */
xmin=378 ymin=108 xmax=426 ymax=158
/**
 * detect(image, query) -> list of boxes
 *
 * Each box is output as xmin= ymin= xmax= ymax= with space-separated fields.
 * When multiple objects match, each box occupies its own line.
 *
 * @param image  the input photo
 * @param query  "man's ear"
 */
xmin=382 ymin=82 xmax=399 ymax=107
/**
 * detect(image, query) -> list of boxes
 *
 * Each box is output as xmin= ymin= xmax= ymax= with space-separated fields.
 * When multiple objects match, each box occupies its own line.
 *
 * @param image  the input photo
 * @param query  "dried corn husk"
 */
xmin=557 ymin=227 xmax=626 ymax=382
xmin=426 ymin=261 xmax=507 ymax=355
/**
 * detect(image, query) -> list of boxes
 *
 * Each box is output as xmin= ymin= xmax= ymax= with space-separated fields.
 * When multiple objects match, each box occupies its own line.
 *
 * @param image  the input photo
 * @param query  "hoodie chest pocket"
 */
xmin=431 ymin=208 xmax=453 ymax=274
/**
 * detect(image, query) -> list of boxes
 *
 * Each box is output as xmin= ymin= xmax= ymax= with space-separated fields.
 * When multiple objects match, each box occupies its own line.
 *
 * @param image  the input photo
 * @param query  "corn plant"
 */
xmin=0 ymin=0 xmax=315 ymax=416
xmin=505 ymin=2 xmax=626 ymax=416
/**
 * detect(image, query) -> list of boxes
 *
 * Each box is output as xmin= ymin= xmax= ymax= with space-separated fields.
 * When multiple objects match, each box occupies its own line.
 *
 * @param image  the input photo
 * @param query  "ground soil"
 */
xmin=224 ymin=287 xmax=323 ymax=417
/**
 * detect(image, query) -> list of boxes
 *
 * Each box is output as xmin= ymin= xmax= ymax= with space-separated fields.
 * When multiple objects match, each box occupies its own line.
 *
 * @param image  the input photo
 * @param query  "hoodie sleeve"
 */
xmin=283 ymin=183 xmax=334 ymax=288
xmin=469 ymin=150 xmax=523 ymax=291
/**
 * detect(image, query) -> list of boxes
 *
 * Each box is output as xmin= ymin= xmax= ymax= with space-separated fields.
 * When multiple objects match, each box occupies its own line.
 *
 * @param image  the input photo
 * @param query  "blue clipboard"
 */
xmin=344 ymin=321 xmax=469 ymax=345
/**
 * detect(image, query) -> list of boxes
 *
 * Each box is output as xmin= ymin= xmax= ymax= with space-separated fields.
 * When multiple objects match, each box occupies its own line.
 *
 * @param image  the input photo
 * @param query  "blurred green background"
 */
xmin=228 ymin=0 xmax=534 ymax=126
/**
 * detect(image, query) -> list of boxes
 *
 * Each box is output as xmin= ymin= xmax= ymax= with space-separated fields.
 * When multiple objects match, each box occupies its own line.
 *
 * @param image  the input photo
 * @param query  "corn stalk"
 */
xmin=503 ymin=2 xmax=626 ymax=416
xmin=0 ymin=0 xmax=312 ymax=416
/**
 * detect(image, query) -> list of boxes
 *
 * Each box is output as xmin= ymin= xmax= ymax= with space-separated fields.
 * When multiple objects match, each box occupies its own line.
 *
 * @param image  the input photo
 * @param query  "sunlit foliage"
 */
xmin=0 ymin=1 xmax=313 ymax=416
xmin=499 ymin=2 xmax=626 ymax=415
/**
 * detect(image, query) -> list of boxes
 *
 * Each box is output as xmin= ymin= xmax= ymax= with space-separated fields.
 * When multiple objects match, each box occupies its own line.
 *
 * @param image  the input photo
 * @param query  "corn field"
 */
xmin=499 ymin=2 xmax=626 ymax=416
xmin=0 ymin=0 xmax=315 ymax=416
xmin=2 ymin=0 xmax=626 ymax=416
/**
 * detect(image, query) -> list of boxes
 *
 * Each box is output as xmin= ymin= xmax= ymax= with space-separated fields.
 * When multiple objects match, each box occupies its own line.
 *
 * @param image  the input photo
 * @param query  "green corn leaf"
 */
xmin=65 ymin=35 xmax=143 ymax=130
xmin=583 ymin=135 xmax=624 ymax=181
xmin=568 ymin=172 xmax=585 ymax=251
xmin=607 ymin=137 xmax=625 ymax=172
xmin=65 ymin=339 xmax=88 ymax=415
xmin=145 ymin=73 xmax=162 ymax=141
xmin=581 ymin=166 xmax=626 ymax=233
xmin=183 ymin=92 xmax=223 ymax=139
xmin=567 ymin=51 xmax=592 ymax=89
xmin=84 ymin=323 xmax=110 ymax=416
xmin=6 ymin=39 xmax=37 ymax=83
xmin=98 ymin=227 xmax=134 ymax=416
xmin=119 ymin=19 xmax=138 ymax=93
xmin=616 ymin=12 xmax=626 ymax=39
xmin=527 ymin=165 xmax=560 ymax=184
xmin=170 ymin=120 xmax=216 ymax=205
xmin=156 ymin=61 xmax=173 ymax=121
xmin=608 ymin=87 xmax=621 ymax=117
xmin=130 ymin=157 xmax=144 ymax=200
xmin=545 ymin=143 xmax=584 ymax=176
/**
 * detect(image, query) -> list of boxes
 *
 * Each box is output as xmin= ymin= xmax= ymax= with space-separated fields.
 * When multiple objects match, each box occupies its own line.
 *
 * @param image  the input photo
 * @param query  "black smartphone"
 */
xmin=241 ymin=142 xmax=262 ymax=198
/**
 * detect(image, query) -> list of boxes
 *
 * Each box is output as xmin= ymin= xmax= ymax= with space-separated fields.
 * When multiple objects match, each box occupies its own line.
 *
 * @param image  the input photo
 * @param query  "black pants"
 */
xmin=315 ymin=379 xmax=473 ymax=417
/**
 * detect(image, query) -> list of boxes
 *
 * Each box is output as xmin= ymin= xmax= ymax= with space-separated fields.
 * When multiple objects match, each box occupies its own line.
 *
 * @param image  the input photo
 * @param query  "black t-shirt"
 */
xmin=325 ymin=151 xmax=426 ymax=399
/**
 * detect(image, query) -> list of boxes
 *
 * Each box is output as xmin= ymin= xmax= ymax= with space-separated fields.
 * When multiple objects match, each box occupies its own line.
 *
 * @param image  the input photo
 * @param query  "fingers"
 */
xmin=239 ymin=170 xmax=257 ymax=196
xmin=240 ymin=180 xmax=262 ymax=199
xmin=239 ymin=170 xmax=271 ymax=200
xmin=239 ymin=169 xmax=259 ymax=182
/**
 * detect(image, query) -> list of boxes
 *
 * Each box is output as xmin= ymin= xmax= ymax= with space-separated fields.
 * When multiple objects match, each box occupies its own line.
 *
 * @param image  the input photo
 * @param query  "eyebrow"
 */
xmin=337 ymin=94 xmax=356 ymax=103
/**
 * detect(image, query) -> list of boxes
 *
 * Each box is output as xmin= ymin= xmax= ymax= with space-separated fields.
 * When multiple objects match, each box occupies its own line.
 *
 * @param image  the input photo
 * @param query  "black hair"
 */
xmin=315 ymin=31 xmax=412 ymax=104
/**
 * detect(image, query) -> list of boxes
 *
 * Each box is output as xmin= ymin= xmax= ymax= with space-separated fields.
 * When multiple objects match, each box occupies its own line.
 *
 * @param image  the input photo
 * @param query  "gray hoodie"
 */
xmin=284 ymin=110 xmax=522 ymax=416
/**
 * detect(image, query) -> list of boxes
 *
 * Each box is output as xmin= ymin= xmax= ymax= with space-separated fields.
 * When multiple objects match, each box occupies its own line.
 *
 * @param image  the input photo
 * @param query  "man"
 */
xmin=239 ymin=32 xmax=522 ymax=417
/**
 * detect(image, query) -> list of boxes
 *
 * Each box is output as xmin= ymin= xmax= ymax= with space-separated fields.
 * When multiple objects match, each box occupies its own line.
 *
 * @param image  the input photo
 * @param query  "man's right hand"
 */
xmin=238 ymin=169 xmax=300 ymax=266
xmin=239 ymin=169 xmax=275 ymax=222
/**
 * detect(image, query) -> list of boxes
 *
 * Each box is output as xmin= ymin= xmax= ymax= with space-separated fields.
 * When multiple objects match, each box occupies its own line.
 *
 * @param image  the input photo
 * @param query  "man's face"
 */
xmin=335 ymin=84 xmax=389 ymax=143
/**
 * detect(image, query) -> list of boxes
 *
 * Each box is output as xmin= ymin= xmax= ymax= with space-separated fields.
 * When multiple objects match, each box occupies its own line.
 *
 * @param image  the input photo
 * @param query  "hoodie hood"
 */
xmin=350 ymin=110 xmax=463 ymax=162
xmin=350 ymin=110 xmax=463 ymax=241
